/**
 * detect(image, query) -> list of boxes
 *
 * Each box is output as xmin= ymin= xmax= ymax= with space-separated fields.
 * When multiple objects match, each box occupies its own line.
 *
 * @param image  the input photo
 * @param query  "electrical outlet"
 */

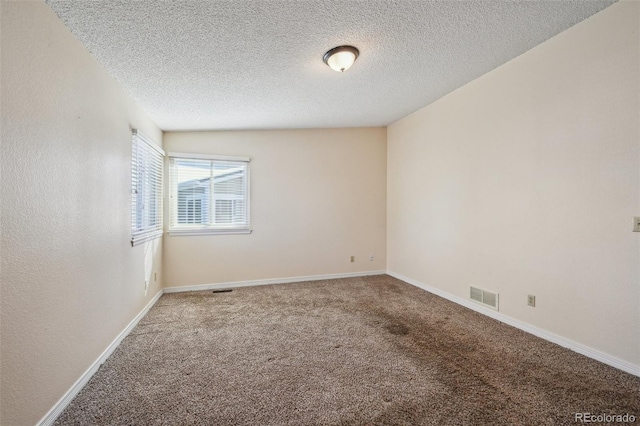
xmin=633 ymin=217 xmax=640 ymax=232
xmin=154 ymin=272 xmax=157 ymax=282
xmin=369 ymin=254 xmax=374 ymax=262
xmin=350 ymin=256 xmax=355 ymax=263
xmin=527 ymin=295 xmax=536 ymax=307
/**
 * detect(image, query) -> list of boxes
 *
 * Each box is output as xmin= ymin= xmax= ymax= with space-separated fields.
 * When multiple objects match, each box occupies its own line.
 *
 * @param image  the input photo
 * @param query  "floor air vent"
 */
xmin=470 ymin=286 xmax=499 ymax=310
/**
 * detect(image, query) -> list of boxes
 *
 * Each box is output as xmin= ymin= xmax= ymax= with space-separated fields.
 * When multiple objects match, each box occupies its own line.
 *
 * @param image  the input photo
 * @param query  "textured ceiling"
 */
xmin=46 ymin=0 xmax=615 ymax=131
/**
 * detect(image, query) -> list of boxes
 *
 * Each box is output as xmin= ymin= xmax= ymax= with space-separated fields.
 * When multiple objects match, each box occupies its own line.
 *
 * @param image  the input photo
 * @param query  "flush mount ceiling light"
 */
xmin=323 ymin=45 xmax=359 ymax=73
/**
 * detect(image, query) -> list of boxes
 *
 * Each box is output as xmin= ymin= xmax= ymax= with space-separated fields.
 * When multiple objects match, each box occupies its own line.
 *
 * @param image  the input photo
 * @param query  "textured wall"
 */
xmin=388 ymin=1 xmax=639 ymax=367
xmin=0 ymin=2 xmax=163 ymax=425
xmin=163 ymin=128 xmax=387 ymax=287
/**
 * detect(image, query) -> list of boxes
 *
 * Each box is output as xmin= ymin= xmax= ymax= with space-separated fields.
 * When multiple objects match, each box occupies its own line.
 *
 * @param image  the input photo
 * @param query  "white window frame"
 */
xmin=131 ymin=129 xmax=164 ymax=246
xmin=168 ymin=152 xmax=251 ymax=236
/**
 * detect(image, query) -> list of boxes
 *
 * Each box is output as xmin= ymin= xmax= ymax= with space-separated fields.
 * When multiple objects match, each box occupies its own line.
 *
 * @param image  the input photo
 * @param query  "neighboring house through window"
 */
xmin=169 ymin=153 xmax=250 ymax=235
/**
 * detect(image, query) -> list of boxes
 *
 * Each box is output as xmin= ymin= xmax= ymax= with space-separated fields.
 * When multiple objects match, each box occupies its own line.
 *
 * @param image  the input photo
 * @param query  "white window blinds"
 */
xmin=169 ymin=153 xmax=251 ymax=235
xmin=131 ymin=130 xmax=164 ymax=246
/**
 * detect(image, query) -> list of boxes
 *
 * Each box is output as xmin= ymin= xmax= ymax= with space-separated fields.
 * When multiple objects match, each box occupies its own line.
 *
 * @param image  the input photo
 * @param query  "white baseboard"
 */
xmin=387 ymin=270 xmax=640 ymax=378
xmin=37 ymin=289 xmax=164 ymax=426
xmin=163 ymin=270 xmax=387 ymax=293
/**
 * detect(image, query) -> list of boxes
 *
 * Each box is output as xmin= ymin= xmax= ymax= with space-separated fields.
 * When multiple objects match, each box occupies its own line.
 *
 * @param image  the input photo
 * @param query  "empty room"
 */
xmin=1 ymin=0 xmax=639 ymax=425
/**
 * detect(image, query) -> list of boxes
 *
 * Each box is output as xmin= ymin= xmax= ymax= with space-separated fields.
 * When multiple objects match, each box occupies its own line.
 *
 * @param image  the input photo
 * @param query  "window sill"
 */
xmin=131 ymin=230 xmax=163 ymax=246
xmin=168 ymin=227 xmax=252 ymax=236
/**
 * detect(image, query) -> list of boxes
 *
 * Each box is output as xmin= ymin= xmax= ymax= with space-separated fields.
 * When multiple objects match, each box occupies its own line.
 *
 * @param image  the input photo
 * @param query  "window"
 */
xmin=169 ymin=153 xmax=250 ymax=235
xmin=131 ymin=129 xmax=164 ymax=246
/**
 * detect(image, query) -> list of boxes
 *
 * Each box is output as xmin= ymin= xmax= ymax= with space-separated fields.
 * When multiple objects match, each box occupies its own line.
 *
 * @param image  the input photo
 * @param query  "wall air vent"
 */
xmin=470 ymin=286 xmax=499 ymax=310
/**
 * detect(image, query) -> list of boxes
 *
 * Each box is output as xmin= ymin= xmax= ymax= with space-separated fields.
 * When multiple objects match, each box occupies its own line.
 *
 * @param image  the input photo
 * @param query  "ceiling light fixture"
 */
xmin=323 ymin=45 xmax=359 ymax=73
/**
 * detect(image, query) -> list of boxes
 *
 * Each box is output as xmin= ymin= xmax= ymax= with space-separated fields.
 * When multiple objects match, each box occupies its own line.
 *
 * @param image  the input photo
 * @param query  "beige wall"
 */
xmin=163 ymin=128 xmax=386 ymax=287
xmin=0 ymin=2 xmax=163 ymax=425
xmin=388 ymin=1 xmax=639 ymax=367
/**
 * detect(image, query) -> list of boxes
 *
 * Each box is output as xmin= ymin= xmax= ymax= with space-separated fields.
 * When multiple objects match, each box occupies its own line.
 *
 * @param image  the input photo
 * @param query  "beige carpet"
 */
xmin=55 ymin=275 xmax=639 ymax=425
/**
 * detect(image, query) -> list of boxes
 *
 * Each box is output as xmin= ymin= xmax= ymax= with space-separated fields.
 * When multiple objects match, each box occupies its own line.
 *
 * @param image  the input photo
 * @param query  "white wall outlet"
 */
xmin=154 ymin=272 xmax=157 ymax=282
xmin=350 ymin=256 xmax=355 ymax=263
xmin=633 ymin=217 xmax=640 ymax=232
xmin=369 ymin=254 xmax=374 ymax=261
xmin=527 ymin=295 xmax=536 ymax=307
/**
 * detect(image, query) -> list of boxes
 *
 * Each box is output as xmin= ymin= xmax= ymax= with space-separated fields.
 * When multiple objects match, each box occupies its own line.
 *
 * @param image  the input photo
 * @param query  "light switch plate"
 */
xmin=634 ymin=217 xmax=640 ymax=232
